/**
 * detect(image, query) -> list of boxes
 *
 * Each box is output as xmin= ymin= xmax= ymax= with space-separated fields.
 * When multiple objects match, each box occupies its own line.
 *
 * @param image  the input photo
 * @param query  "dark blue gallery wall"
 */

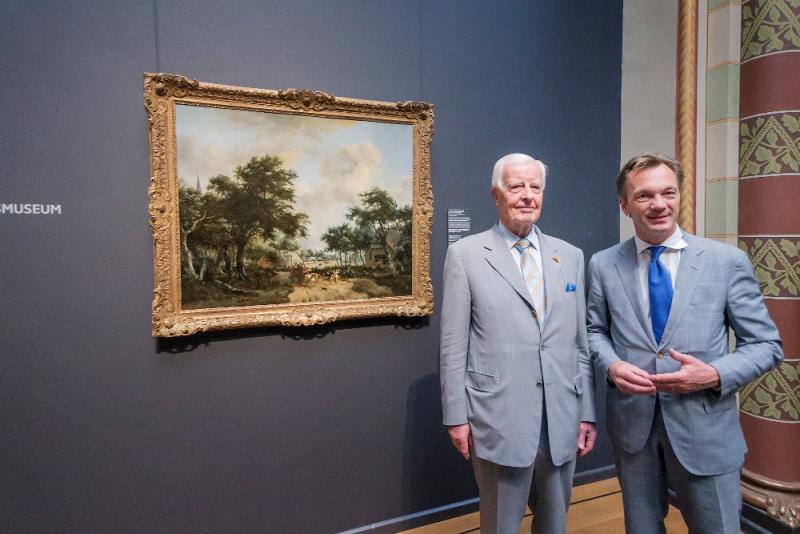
xmin=0 ymin=2 xmax=162 ymax=533
xmin=0 ymin=1 xmax=621 ymax=533
xmin=423 ymin=1 xmax=623 ymax=254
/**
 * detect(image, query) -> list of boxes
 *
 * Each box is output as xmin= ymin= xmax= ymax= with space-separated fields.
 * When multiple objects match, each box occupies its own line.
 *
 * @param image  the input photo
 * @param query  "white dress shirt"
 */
xmin=633 ymin=226 xmax=688 ymax=322
xmin=496 ymin=221 xmax=544 ymax=277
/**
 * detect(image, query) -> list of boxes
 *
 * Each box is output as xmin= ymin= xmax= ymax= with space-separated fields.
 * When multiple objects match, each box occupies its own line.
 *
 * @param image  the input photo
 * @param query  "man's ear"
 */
xmin=618 ymin=196 xmax=629 ymax=216
xmin=491 ymin=187 xmax=499 ymax=205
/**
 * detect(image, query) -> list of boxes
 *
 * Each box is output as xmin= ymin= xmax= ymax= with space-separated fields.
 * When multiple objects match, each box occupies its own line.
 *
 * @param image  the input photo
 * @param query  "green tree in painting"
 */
xmin=318 ymin=187 xmax=413 ymax=273
xmin=347 ymin=188 xmax=399 ymax=269
xmin=393 ymin=205 xmax=413 ymax=273
xmin=321 ymin=223 xmax=354 ymax=266
xmin=349 ymin=224 xmax=375 ymax=266
xmin=194 ymin=213 xmax=235 ymax=278
xmin=207 ymin=155 xmax=308 ymax=280
xmin=178 ymin=186 xmax=209 ymax=279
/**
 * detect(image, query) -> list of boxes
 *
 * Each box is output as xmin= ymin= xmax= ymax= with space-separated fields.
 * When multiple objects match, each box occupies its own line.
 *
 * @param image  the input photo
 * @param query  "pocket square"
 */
xmin=565 ymin=282 xmax=576 ymax=292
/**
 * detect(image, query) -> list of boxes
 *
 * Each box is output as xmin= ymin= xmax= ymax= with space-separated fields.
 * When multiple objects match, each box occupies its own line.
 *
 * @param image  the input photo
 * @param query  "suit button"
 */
xmin=657 ymin=352 xmax=664 ymax=359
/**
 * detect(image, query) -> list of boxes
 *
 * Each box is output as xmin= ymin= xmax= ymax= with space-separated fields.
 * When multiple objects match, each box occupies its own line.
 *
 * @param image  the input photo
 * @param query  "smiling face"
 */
xmin=491 ymin=161 xmax=544 ymax=237
xmin=619 ymin=163 xmax=680 ymax=244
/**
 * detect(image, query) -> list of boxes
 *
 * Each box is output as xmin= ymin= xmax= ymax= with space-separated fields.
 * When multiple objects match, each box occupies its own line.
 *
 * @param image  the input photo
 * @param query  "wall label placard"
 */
xmin=0 ymin=203 xmax=62 ymax=215
xmin=447 ymin=208 xmax=471 ymax=243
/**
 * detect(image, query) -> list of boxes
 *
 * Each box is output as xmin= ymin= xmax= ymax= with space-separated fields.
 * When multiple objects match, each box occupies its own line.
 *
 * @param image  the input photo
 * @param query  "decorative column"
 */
xmin=677 ymin=0 xmax=698 ymax=233
xmin=737 ymin=0 xmax=800 ymax=529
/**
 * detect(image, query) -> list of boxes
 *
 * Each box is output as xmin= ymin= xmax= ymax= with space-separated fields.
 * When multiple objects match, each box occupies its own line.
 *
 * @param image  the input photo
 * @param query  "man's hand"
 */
xmin=608 ymin=361 xmax=656 ymax=395
xmin=577 ymin=422 xmax=597 ymax=457
xmin=649 ymin=349 xmax=721 ymax=394
xmin=447 ymin=424 xmax=472 ymax=460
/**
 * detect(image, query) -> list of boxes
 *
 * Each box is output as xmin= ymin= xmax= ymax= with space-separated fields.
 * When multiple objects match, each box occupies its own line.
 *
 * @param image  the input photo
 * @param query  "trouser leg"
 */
xmin=473 ymin=455 xmax=535 ymax=534
xmin=528 ymin=410 xmax=575 ymax=534
xmin=614 ymin=407 xmax=669 ymax=534
xmin=661 ymin=427 xmax=741 ymax=534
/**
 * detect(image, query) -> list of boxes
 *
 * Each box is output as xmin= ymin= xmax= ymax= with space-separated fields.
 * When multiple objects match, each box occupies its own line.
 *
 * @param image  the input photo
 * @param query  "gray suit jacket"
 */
xmin=440 ymin=225 xmax=595 ymax=468
xmin=587 ymin=233 xmax=783 ymax=475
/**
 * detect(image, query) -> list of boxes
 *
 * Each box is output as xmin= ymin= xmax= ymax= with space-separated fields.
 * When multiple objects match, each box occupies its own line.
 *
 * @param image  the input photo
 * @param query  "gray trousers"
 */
xmin=615 ymin=402 xmax=741 ymax=534
xmin=472 ymin=411 xmax=576 ymax=534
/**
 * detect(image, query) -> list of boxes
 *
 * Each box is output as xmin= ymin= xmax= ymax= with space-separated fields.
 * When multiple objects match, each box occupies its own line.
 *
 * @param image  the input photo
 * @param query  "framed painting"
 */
xmin=144 ymin=73 xmax=433 ymax=337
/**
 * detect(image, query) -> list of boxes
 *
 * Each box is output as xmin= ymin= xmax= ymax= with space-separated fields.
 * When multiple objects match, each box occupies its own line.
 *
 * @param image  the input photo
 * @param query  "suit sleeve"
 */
xmin=440 ymin=245 xmax=472 ymax=426
xmin=709 ymin=248 xmax=783 ymax=397
xmin=586 ymin=254 xmax=621 ymax=383
xmin=575 ymin=249 xmax=596 ymax=422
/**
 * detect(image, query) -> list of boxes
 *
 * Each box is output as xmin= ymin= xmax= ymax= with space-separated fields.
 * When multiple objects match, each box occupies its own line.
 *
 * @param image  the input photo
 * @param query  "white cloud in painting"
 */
xmin=296 ymin=142 xmax=382 ymax=250
xmin=391 ymin=175 xmax=413 ymax=209
xmin=176 ymin=106 xmax=355 ymax=188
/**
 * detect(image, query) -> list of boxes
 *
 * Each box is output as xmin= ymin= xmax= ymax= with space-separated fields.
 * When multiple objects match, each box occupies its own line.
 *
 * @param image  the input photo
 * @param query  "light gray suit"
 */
xmin=587 ymin=233 xmax=783 ymax=533
xmin=441 ymin=224 xmax=595 ymax=533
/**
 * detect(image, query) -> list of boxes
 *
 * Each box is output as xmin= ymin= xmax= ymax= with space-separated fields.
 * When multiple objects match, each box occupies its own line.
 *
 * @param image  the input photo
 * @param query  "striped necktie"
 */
xmin=514 ymin=239 xmax=546 ymax=328
xmin=648 ymin=245 xmax=673 ymax=344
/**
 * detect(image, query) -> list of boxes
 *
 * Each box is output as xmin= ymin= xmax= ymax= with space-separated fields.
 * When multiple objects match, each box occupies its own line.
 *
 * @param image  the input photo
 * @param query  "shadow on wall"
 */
xmin=402 ymin=373 xmax=477 ymax=526
xmin=154 ymin=315 xmax=429 ymax=353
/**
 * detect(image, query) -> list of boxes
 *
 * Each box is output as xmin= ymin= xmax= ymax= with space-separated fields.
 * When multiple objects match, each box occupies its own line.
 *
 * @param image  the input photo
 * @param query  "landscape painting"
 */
xmin=176 ymin=105 xmax=413 ymax=309
xmin=144 ymin=74 xmax=433 ymax=336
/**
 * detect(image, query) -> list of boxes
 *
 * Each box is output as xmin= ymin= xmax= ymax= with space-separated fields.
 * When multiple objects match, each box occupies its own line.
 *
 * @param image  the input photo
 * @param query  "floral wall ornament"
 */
xmin=739 ymin=237 xmax=800 ymax=297
xmin=739 ymin=112 xmax=800 ymax=177
xmin=741 ymin=0 xmax=800 ymax=62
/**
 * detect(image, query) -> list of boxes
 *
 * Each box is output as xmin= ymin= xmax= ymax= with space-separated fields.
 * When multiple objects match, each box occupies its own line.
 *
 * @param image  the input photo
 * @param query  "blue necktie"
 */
xmin=648 ymin=246 xmax=673 ymax=344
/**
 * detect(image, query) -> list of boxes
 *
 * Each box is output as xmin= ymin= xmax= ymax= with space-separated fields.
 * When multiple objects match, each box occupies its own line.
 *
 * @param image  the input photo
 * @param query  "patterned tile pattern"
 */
xmin=741 ymin=0 xmax=800 ymax=62
xmin=739 ymin=112 xmax=800 ymax=176
xmin=740 ymin=361 xmax=800 ymax=422
xmin=739 ymin=237 xmax=800 ymax=296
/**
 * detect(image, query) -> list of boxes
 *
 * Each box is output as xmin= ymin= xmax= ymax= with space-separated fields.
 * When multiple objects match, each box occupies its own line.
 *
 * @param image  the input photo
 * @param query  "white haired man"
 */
xmin=441 ymin=153 xmax=597 ymax=533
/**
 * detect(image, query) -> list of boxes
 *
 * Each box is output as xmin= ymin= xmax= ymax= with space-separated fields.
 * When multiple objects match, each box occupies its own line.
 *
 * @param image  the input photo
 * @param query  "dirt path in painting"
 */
xmin=287 ymin=278 xmax=391 ymax=303
xmin=287 ymin=279 xmax=362 ymax=303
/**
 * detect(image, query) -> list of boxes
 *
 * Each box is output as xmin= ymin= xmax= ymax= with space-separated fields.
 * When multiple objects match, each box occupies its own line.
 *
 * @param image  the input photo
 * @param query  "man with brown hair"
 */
xmin=587 ymin=153 xmax=782 ymax=533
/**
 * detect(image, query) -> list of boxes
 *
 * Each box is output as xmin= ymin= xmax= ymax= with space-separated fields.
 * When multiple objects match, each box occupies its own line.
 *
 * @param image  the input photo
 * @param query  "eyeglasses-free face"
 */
xmin=492 ymin=162 xmax=545 ymax=237
xmin=619 ymin=163 xmax=680 ymax=245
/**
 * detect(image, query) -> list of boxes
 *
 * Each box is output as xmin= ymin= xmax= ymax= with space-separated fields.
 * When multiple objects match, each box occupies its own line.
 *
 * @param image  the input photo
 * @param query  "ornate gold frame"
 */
xmin=144 ymin=73 xmax=434 ymax=337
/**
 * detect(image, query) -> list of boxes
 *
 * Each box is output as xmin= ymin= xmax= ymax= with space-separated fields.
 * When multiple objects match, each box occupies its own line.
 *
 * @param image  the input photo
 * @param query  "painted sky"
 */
xmin=175 ymin=104 xmax=412 ymax=250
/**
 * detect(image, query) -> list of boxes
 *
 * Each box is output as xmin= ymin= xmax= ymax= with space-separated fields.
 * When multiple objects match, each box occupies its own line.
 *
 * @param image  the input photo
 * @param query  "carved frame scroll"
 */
xmin=144 ymin=73 xmax=434 ymax=337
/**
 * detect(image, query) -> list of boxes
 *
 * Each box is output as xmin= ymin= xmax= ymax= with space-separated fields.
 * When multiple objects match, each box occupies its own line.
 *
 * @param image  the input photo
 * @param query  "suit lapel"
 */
xmin=615 ymin=238 xmax=657 ymax=349
xmin=537 ymin=228 xmax=562 ymax=328
xmin=659 ymin=235 xmax=704 ymax=348
xmin=483 ymin=227 xmax=534 ymax=309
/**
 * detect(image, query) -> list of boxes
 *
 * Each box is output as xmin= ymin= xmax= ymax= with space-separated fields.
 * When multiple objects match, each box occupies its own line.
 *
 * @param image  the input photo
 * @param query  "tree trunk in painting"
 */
xmin=233 ymin=239 xmax=249 ymax=280
xmin=181 ymin=232 xmax=198 ymax=279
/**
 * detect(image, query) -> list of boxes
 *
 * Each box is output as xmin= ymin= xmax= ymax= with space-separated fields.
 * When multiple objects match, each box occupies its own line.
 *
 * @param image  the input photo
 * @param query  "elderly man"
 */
xmin=440 ymin=153 xmax=596 ymax=533
xmin=587 ymin=153 xmax=783 ymax=533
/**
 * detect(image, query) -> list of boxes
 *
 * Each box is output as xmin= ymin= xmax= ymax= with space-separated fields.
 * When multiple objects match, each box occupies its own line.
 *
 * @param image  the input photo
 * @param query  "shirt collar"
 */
xmin=496 ymin=221 xmax=540 ymax=251
xmin=634 ymin=226 xmax=688 ymax=255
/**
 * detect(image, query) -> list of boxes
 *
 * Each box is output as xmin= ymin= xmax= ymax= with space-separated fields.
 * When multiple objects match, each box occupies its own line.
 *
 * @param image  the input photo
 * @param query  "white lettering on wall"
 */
xmin=0 ymin=203 xmax=62 ymax=215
